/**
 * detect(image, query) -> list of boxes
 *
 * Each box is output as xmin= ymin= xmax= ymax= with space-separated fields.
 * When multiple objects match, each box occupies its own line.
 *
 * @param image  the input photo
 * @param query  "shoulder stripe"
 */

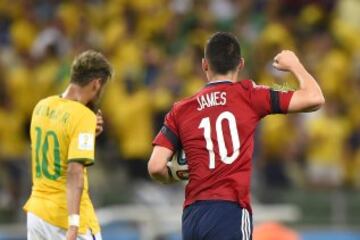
xmin=160 ymin=125 xmax=180 ymax=150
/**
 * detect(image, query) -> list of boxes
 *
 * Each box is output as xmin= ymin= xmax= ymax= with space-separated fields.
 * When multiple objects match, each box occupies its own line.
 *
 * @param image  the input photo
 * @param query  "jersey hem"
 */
xmin=184 ymin=196 xmax=252 ymax=214
xmin=68 ymin=158 xmax=94 ymax=166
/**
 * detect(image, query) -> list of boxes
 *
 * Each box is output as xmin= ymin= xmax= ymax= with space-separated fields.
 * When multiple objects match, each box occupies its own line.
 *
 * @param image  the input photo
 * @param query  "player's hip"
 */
xmin=182 ymin=200 xmax=253 ymax=240
xmin=24 ymin=196 xmax=101 ymax=235
xmin=27 ymin=212 xmax=102 ymax=240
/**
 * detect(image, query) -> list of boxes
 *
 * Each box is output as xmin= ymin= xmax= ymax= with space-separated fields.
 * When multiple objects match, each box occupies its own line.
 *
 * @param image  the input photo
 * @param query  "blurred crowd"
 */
xmin=0 ymin=0 xmax=359 ymax=215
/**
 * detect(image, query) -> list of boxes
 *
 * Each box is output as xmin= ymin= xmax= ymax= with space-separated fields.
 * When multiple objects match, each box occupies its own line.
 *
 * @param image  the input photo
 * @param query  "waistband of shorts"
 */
xmin=187 ymin=200 xmax=241 ymax=208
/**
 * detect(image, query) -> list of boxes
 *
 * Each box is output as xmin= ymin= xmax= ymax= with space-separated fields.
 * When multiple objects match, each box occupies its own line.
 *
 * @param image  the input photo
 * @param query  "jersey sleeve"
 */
xmin=241 ymin=80 xmax=294 ymax=117
xmin=152 ymin=107 xmax=180 ymax=151
xmin=67 ymin=110 xmax=96 ymax=166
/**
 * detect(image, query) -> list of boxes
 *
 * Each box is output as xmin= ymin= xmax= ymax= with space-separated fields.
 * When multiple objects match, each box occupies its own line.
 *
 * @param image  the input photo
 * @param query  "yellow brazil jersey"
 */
xmin=23 ymin=96 xmax=100 ymax=234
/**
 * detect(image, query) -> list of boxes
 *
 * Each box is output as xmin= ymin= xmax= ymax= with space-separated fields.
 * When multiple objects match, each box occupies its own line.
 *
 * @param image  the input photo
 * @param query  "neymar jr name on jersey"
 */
xmin=34 ymin=104 xmax=71 ymax=124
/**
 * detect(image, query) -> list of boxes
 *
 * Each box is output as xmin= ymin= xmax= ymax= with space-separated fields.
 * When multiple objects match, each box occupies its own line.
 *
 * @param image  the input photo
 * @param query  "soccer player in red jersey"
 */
xmin=148 ymin=32 xmax=325 ymax=240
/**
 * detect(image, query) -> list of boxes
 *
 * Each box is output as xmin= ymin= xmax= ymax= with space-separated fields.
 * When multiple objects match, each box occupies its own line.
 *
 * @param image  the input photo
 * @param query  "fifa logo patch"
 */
xmin=78 ymin=133 xmax=94 ymax=151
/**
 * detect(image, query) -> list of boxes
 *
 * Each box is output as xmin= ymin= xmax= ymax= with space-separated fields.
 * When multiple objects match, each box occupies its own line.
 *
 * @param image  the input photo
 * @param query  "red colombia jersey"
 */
xmin=153 ymin=80 xmax=294 ymax=213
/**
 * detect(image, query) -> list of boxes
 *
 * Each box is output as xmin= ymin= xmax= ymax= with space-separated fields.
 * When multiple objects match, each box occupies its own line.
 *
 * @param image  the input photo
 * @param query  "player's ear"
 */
xmin=92 ymin=78 xmax=102 ymax=91
xmin=238 ymin=58 xmax=245 ymax=71
xmin=202 ymin=58 xmax=209 ymax=72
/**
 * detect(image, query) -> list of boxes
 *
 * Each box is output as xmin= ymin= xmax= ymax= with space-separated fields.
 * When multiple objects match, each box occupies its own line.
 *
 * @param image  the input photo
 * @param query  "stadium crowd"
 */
xmin=0 ymin=0 xmax=359 ymax=218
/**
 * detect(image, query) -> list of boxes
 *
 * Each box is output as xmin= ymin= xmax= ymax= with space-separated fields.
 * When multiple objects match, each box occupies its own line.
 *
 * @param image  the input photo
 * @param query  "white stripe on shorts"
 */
xmin=241 ymin=208 xmax=246 ymax=240
xmin=241 ymin=209 xmax=244 ymax=240
xmin=241 ymin=208 xmax=251 ymax=240
xmin=245 ymin=209 xmax=251 ymax=240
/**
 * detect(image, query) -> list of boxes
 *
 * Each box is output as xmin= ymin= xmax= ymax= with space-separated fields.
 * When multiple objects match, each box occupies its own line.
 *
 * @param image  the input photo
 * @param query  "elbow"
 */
xmin=310 ymin=93 xmax=325 ymax=111
xmin=148 ymin=158 xmax=166 ymax=179
xmin=318 ymin=94 xmax=326 ymax=107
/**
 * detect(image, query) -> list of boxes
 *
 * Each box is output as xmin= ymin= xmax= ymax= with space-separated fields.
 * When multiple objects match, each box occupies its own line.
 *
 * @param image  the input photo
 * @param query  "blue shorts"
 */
xmin=182 ymin=200 xmax=253 ymax=240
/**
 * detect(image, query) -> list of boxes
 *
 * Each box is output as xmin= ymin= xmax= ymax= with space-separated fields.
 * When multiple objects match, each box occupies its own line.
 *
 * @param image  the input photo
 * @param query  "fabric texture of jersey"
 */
xmin=153 ymin=80 xmax=294 ymax=213
xmin=23 ymin=96 xmax=100 ymax=234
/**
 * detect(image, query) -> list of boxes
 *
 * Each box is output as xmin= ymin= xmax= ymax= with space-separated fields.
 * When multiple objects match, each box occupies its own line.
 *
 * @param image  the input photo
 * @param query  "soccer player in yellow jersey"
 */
xmin=24 ymin=50 xmax=112 ymax=240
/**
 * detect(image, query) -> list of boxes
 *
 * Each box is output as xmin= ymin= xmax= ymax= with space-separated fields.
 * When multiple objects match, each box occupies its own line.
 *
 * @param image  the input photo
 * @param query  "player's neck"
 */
xmin=208 ymin=72 xmax=238 ymax=83
xmin=61 ymin=84 xmax=90 ymax=105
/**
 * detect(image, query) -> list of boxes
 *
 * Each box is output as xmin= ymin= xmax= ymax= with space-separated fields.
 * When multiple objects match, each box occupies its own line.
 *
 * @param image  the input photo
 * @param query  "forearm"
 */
xmin=149 ymin=166 xmax=175 ymax=184
xmin=65 ymin=163 xmax=85 ymax=239
xmin=66 ymin=170 xmax=84 ymax=216
xmin=148 ymin=146 xmax=177 ymax=184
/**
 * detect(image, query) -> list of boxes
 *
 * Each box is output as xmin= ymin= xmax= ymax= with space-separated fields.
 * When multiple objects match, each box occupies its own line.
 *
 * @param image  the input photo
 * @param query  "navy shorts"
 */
xmin=182 ymin=200 xmax=253 ymax=240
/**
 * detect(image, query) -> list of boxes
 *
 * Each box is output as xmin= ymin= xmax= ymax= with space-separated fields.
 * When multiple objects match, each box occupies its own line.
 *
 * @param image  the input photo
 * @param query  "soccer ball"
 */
xmin=167 ymin=150 xmax=189 ymax=181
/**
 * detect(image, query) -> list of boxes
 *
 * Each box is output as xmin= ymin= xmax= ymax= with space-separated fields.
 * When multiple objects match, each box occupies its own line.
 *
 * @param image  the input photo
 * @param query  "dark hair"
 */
xmin=70 ymin=50 xmax=112 ymax=86
xmin=204 ymin=32 xmax=241 ymax=74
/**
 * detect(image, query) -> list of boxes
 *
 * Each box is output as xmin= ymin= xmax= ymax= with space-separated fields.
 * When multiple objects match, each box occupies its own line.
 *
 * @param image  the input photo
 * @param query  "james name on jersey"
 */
xmin=197 ymin=91 xmax=226 ymax=111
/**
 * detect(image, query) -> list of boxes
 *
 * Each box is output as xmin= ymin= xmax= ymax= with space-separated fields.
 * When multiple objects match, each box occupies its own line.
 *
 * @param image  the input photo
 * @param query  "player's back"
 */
xmin=170 ymin=80 xmax=293 ymax=212
xmin=24 ymin=95 xmax=100 ymax=234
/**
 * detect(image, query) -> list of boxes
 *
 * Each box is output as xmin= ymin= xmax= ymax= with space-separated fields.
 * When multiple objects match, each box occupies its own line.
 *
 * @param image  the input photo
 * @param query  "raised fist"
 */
xmin=273 ymin=50 xmax=301 ymax=72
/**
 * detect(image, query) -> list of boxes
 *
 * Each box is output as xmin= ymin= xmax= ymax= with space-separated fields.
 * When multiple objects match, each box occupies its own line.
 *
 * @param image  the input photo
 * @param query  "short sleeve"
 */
xmin=152 ymin=108 xmax=180 ymax=151
xmin=67 ymin=111 xmax=96 ymax=166
xmin=243 ymin=80 xmax=294 ymax=117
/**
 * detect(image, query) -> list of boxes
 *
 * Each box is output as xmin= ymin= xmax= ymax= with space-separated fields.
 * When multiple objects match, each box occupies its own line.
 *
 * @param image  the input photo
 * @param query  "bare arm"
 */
xmin=273 ymin=50 xmax=325 ymax=112
xmin=148 ymin=146 xmax=176 ymax=184
xmin=66 ymin=162 xmax=84 ymax=239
